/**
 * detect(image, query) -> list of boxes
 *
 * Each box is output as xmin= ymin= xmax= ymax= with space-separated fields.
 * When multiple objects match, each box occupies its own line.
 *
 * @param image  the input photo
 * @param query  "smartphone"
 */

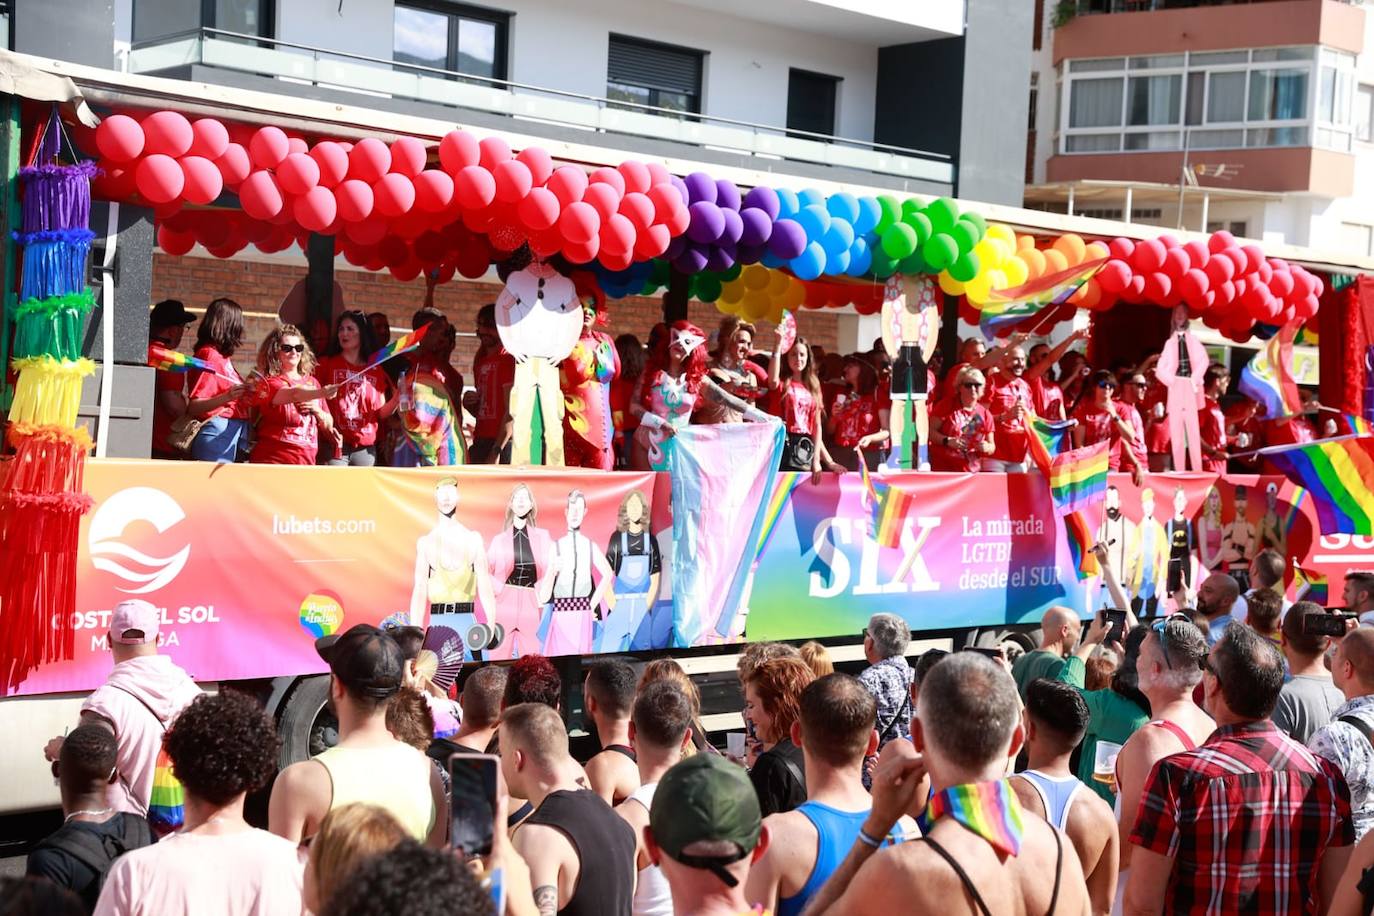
xmin=1301 ymin=611 xmax=1357 ymax=637
xmin=1101 ymin=609 xmax=1128 ymax=644
xmin=449 ymin=753 xmax=499 ymax=856
xmin=963 ymin=646 xmax=1005 ymax=661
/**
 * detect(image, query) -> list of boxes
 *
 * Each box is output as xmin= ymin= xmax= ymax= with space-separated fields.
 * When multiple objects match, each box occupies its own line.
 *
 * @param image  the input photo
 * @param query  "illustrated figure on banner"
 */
xmin=1165 ymin=485 xmax=1196 ymax=599
xmin=544 ymin=490 xmax=615 ymax=656
xmin=560 ymin=274 xmax=620 ymax=471
xmin=486 ymin=484 xmax=555 ymax=661
xmin=1153 ymin=303 xmax=1211 ymax=472
xmin=410 ymin=477 xmax=497 ymax=661
xmin=1258 ymin=481 xmax=1287 ymax=558
xmin=1197 ymin=485 xmax=1226 ymax=575
xmin=1129 ymin=487 xmax=1169 ymax=619
xmin=1095 ymin=485 xmax=1137 ymax=609
xmin=602 ymin=490 xmax=662 ymax=653
xmin=880 ymin=273 xmax=940 ymax=470
xmin=1222 ymin=484 xmax=1258 ymax=592
xmin=495 ymin=260 xmax=583 ymax=466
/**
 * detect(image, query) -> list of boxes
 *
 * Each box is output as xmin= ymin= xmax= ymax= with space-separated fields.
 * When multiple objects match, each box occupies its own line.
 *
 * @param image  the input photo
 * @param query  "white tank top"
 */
xmin=626 ymin=782 xmax=673 ymax=916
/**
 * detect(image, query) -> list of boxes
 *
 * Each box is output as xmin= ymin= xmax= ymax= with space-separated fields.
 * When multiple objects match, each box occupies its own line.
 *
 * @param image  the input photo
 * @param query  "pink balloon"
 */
xmin=635 ymin=223 xmax=671 ymax=259
xmin=372 ymin=173 xmax=416 ymax=217
xmin=493 ymin=159 xmax=533 ymax=203
xmin=589 ymin=166 xmax=626 ymax=197
xmin=559 ymin=201 xmax=600 ymax=245
xmin=348 ymin=138 xmax=391 ymax=183
xmin=276 ymin=152 xmax=321 ymax=196
xmin=287 ymin=137 xmax=309 ymax=156
xmin=335 ymin=179 xmax=374 ymax=223
xmin=645 ymin=162 xmax=672 ymax=186
xmin=142 ymin=111 xmax=193 ymax=157
xmin=239 ymin=171 xmax=284 ymax=221
xmin=454 ymin=166 xmax=496 ymax=210
xmin=517 ymin=187 xmax=561 ymax=231
xmin=179 ymin=156 xmax=223 ymax=205
xmin=547 ymin=166 xmax=588 ymax=206
xmin=135 ymin=154 xmax=185 ymax=204
xmin=617 ymin=160 xmax=652 ymax=195
xmin=309 ymin=141 xmax=350 ymax=189
xmin=413 ymin=170 xmax=454 ymax=213
xmin=390 ymin=136 xmax=427 ymax=178
xmin=96 ymin=114 xmax=144 ymax=163
xmin=439 ymin=130 xmax=480 ymax=173
xmin=1215 ymin=280 xmax=1236 ymax=306
xmin=249 ymin=126 xmax=291 ymax=170
xmin=478 ymin=136 xmax=512 ymax=169
xmin=1107 ymin=237 xmax=1135 ymax=261
xmin=1205 ymin=254 xmax=1235 ymax=285
xmin=1268 ymin=270 xmax=1294 ymax=298
xmin=187 ymin=119 xmax=229 ymax=160
xmin=215 ymin=143 xmax=251 ymax=187
xmin=515 ymin=146 xmax=553 ymax=186
xmin=582 ymin=183 xmax=621 ymax=222
xmin=295 ymin=186 xmax=337 ymax=232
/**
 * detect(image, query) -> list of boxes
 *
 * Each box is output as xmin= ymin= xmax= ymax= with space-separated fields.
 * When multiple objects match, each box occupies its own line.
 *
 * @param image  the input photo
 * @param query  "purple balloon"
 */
xmin=742 ymin=186 xmax=780 ymax=221
xmin=706 ymin=245 xmax=736 ymax=272
xmin=767 ymin=218 xmax=807 ymax=260
xmin=736 ymin=242 xmax=766 ymax=265
xmin=669 ymin=175 xmax=690 ymax=206
xmin=665 ymin=234 xmax=689 ymax=259
xmin=719 ymin=207 xmax=744 ymax=245
xmin=738 ymin=207 xmax=773 ymax=247
xmin=715 ymin=180 xmax=741 ymax=212
xmin=674 ymin=248 xmax=710 ymax=274
xmin=687 ymin=201 xmax=726 ymax=244
xmin=683 ymin=171 xmax=717 ymax=205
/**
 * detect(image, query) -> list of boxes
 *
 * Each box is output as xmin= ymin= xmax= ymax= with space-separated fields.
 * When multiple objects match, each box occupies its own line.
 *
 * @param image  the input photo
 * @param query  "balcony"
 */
xmin=126 ymin=28 xmax=953 ymax=187
xmin=672 ymin=0 xmax=965 ymax=43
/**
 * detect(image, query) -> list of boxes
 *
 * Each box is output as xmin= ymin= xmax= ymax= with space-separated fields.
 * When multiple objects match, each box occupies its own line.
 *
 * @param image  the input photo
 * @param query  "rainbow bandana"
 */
xmin=918 ymin=779 xmax=1026 ymax=857
xmin=147 ymin=746 xmax=185 ymax=834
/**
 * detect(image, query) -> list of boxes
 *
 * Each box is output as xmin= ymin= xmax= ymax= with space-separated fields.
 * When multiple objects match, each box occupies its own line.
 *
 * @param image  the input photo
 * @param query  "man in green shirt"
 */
xmin=1012 ymin=606 xmax=1082 ymax=700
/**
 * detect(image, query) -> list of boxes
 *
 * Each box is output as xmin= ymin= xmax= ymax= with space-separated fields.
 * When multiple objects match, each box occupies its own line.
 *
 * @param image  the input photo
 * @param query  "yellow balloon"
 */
xmin=743 ymin=264 xmax=771 ymax=291
xmin=938 ymin=271 xmax=966 ymax=296
xmin=783 ymin=280 xmax=807 ymax=309
xmin=987 ymin=268 xmax=1009 ymax=291
xmin=742 ymin=290 xmax=771 ymax=320
xmin=767 ymin=301 xmax=786 ymax=324
xmin=1002 ymin=257 xmax=1029 ymax=288
xmin=973 ymin=239 xmax=998 ymax=265
xmin=767 ymin=269 xmax=791 ymax=297
xmin=965 ymin=274 xmax=993 ymax=304
xmin=986 ymin=223 xmax=1016 ymax=247
xmin=719 ymin=279 xmax=745 ymax=306
xmin=986 ymin=237 xmax=1012 ymax=265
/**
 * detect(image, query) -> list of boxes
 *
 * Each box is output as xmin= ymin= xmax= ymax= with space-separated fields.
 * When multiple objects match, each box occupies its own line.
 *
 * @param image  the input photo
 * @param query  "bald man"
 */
xmin=1197 ymin=572 xmax=1241 ymax=647
xmin=1012 ymin=606 xmax=1082 ymax=700
xmin=1310 ymin=628 xmax=1374 ymax=840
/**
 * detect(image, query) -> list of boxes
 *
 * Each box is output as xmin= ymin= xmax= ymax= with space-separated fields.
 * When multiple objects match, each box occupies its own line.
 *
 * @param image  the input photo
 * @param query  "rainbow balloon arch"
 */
xmin=84 ymin=110 xmax=1327 ymax=339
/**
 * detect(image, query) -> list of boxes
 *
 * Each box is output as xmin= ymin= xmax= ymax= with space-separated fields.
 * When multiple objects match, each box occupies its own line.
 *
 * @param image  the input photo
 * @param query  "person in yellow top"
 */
xmin=1129 ymin=487 xmax=1170 ymax=619
xmin=409 ymin=477 xmax=498 ymax=660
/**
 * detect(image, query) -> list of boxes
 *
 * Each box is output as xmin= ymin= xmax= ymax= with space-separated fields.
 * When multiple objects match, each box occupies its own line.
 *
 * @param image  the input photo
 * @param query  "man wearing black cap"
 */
xmin=269 ymin=624 xmax=445 ymax=848
xmin=148 ymin=299 xmax=196 ymax=458
xmin=645 ymin=753 xmax=772 ymax=916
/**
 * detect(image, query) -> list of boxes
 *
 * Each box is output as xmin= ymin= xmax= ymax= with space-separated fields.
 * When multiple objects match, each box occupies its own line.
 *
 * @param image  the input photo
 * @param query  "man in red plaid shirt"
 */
xmin=1124 ymin=624 xmax=1354 ymax=914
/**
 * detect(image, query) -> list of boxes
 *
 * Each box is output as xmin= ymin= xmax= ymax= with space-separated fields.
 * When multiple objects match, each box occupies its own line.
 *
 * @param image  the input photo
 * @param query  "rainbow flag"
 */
xmin=369 ymin=320 xmax=434 ymax=365
xmin=1047 ymin=440 xmax=1110 ymax=515
xmin=1065 ymin=510 xmax=1100 ymax=579
xmin=1263 ymin=421 xmax=1374 ymax=534
xmin=1290 ymin=562 xmax=1329 ymax=605
xmin=148 ymin=344 xmax=216 ymax=374
xmin=755 ymin=472 xmax=806 ymax=557
xmin=1238 ymin=323 xmax=1301 ymax=419
xmin=401 ymin=372 xmax=465 ymax=466
xmin=978 ymin=258 xmax=1108 ymax=338
xmin=860 ymin=461 xmax=916 ymax=549
xmin=146 ymin=746 xmax=184 ymax=834
xmin=1026 ymin=416 xmax=1077 ymax=476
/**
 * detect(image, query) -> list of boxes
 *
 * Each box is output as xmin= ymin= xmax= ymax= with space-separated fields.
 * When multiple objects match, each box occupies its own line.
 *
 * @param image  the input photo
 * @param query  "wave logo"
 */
xmin=88 ymin=487 xmax=191 ymax=594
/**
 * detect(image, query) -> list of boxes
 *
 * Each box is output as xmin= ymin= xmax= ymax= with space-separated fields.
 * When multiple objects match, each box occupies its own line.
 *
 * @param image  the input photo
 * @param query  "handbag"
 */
xmin=166 ymin=413 xmax=206 ymax=453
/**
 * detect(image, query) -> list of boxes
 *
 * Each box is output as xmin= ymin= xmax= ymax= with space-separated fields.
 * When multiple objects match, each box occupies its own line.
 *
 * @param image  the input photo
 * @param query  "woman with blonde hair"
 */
xmin=486 ymin=483 xmax=555 ymax=660
xmin=303 ymin=804 xmax=407 ymax=916
xmin=799 ymin=641 xmax=834 ymax=678
xmin=929 ymin=364 xmax=996 ymax=472
xmin=604 ymin=489 xmax=662 ymax=653
xmin=248 ymin=323 xmax=339 ymax=464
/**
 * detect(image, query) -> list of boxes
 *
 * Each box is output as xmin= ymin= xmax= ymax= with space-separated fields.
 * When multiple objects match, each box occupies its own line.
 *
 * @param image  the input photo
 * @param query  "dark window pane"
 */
xmin=394 ymin=6 xmax=449 ymax=70
xmin=607 ymin=35 xmax=702 ymax=112
xmin=215 ymin=0 xmax=263 ymax=36
xmin=607 ymin=82 xmax=651 ymax=108
xmin=457 ymin=17 xmax=496 ymax=79
xmin=133 ymin=0 xmax=201 ymax=42
xmin=787 ymin=69 xmax=839 ymax=136
xmin=656 ymin=91 xmax=692 ymax=113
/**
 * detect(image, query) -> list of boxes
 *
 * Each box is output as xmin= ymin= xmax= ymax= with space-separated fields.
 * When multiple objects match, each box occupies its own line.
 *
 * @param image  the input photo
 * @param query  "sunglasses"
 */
xmin=1097 ymin=380 xmax=1117 ymax=390
xmin=279 ymin=343 xmax=306 ymax=353
xmin=962 ymin=381 xmax=985 ymax=389
xmin=1149 ymin=613 xmax=1193 ymax=670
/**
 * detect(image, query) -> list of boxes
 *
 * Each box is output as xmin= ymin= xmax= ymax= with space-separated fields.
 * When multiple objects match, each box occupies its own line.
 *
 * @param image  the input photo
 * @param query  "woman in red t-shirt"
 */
xmin=186 ymin=297 xmax=253 ymax=463
xmin=610 ymin=333 xmax=645 ymax=469
xmin=929 ymin=366 xmax=996 ymax=472
xmin=248 ymin=324 xmax=339 ymax=465
xmin=315 ymin=310 xmax=397 ymax=466
xmin=769 ymin=336 xmax=843 ymax=475
xmin=828 ymin=356 xmax=884 ymax=471
xmin=1072 ymin=370 xmax=1144 ymax=484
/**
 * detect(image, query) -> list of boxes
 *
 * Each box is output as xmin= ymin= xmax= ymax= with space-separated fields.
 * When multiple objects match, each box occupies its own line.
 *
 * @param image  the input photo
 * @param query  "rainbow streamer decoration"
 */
xmin=146 ymin=746 xmax=185 ymax=833
xmin=1238 ymin=323 xmax=1301 ymax=419
xmin=918 ymin=779 xmax=1026 ymax=857
xmin=1047 ymin=440 xmax=1110 ymax=515
xmin=755 ymin=472 xmax=806 ymax=557
xmin=369 ymin=320 xmax=434 ymax=365
xmin=1262 ymin=420 xmax=1374 ymax=535
xmin=978 ymin=259 xmax=1108 ymax=338
xmin=860 ymin=462 xmax=916 ymax=549
xmin=148 ymin=343 xmax=216 ymax=374
xmin=1290 ymin=562 xmax=1329 ymax=605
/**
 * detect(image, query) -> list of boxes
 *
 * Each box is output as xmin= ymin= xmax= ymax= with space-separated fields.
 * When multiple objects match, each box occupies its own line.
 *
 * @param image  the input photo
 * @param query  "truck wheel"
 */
xmin=276 ymin=675 xmax=338 ymax=770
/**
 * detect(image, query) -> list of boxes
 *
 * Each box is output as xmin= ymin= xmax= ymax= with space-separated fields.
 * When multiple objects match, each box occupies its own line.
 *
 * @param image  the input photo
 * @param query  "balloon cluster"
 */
xmin=712 ymin=263 xmax=883 ymax=321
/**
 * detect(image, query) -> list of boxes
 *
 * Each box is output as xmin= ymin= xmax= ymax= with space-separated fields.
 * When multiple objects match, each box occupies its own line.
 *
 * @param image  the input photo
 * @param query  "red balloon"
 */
xmin=335 ymin=179 xmax=374 ymax=222
xmin=456 ymin=244 xmax=491 ymax=279
xmin=562 ymin=237 xmax=600 ymax=265
xmin=1107 ymin=237 xmax=1135 ymax=261
xmin=136 ymin=154 xmax=184 ymax=204
xmin=1297 ymin=294 xmax=1320 ymax=319
xmin=249 ymin=126 xmax=291 ymax=170
xmin=238 ymin=170 xmax=284 ymax=220
xmin=179 ymin=156 xmax=223 ymax=205
xmin=478 ymin=136 xmax=512 ymax=169
xmin=153 ymin=200 xmax=183 ymax=220
xmin=414 ymin=230 xmax=448 ymax=265
xmin=559 ymin=201 xmax=600 ymax=245
xmin=583 ymin=182 xmax=621 ymax=222
xmin=618 ymin=160 xmax=652 ymax=195
xmin=287 ymin=137 xmax=309 ymax=156
xmin=1181 ymin=240 xmax=1209 ymax=270
xmin=634 ymin=223 xmax=671 ymax=259
xmin=488 ymin=221 xmax=526 ymax=251
xmin=142 ymin=111 xmax=193 ymax=157
xmin=517 ymin=187 xmax=561 ymax=231
xmin=96 ymin=115 xmax=144 ymax=163
xmin=413 ymin=170 xmax=454 ymax=213
xmin=277 ymin=153 xmax=320 ymax=196
xmin=1096 ymin=260 xmax=1131 ymax=294
xmin=647 ymin=183 xmax=685 ymax=223
xmin=373 ymin=173 xmax=416 ymax=218
xmin=529 ymin=229 xmax=564 ymax=259
xmin=1180 ymin=268 xmax=1209 ymax=302
xmin=1240 ymin=245 xmax=1265 ymax=275
xmin=661 ymin=202 xmax=690 ymax=236
xmin=439 ymin=130 xmax=480 ymax=173
xmin=645 ymin=162 xmax=672 ymax=187
xmin=157 ymin=224 xmax=195 ymax=256
xmin=618 ymin=192 xmax=655 ymax=231
xmin=239 ymin=217 xmax=273 ymax=244
xmin=294 ymin=186 xmax=336 ymax=232
xmin=1122 ymin=275 xmax=1147 ymax=303
xmin=388 ymin=136 xmax=427 ymax=178
xmin=345 ymin=216 xmax=387 ymax=245
xmin=1131 ymin=238 xmax=1166 ymax=274
xmin=215 ymin=143 xmax=251 ymax=187
xmin=547 ymin=166 xmax=589 ymax=206
xmin=348 ymin=138 xmax=391 ymax=183
xmin=601 ymin=249 xmax=633 ymax=272
xmin=454 ymin=166 xmax=496 ymax=210
xmin=186 ymin=118 xmax=228 ymax=160
xmin=1161 ymin=247 xmax=1189 ymax=280
xmin=1215 ymin=280 xmax=1236 ymax=306
xmin=599 ymin=213 xmax=636 ymax=257
xmin=343 ymin=244 xmax=374 ymax=268
xmin=390 ymin=207 xmax=433 ymax=241
xmin=1144 ymin=272 xmax=1172 ymax=302
xmin=515 ymin=146 xmax=553 ymax=186
xmin=309 ymin=141 xmax=350 ymax=189
xmin=1204 ymin=254 xmax=1235 ymax=286
xmin=192 ymin=214 xmax=231 ymax=249
xmin=1268 ymin=269 xmax=1294 ymax=298
xmin=493 ymin=159 xmax=533 ymax=203
xmin=589 ymin=167 xmax=626 ymax=197
xmin=1208 ymin=230 xmax=1236 ymax=253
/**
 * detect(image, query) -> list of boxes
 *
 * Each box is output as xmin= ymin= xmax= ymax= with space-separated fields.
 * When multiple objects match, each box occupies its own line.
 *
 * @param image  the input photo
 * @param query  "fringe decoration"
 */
xmin=18 ymin=161 xmax=97 ymax=232
xmin=17 ymin=232 xmax=93 ymax=302
xmin=7 ymin=357 xmax=93 ymax=429
xmin=12 ymin=289 xmax=94 ymax=361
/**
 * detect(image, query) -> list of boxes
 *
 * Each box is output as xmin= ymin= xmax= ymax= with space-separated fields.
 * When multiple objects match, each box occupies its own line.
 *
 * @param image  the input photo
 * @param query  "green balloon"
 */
xmin=871 ymin=250 xmax=898 ymax=278
xmin=651 ymin=259 xmax=671 ymax=286
xmin=959 ymin=211 xmax=987 ymax=240
xmin=949 ymin=251 xmax=980 ymax=283
xmin=640 ymin=280 xmax=659 ymax=297
xmin=899 ymin=250 xmax=930 ymax=275
xmin=925 ymin=197 xmax=960 ymax=234
xmin=922 ymin=233 xmax=959 ymax=271
xmin=721 ymin=262 xmax=743 ymax=282
xmin=907 ymin=212 xmax=933 ymax=248
xmin=900 ymin=198 xmax=926 ymax=223
xmin=880 ymin=223 xmax=918 ymax=260
xmin=697 ymin=275 xmax=723 ymax=302
xmin=951 ymin=220 xmax=981 ymax=254
xmin=875 ymin=195 xmax=901 ymax=235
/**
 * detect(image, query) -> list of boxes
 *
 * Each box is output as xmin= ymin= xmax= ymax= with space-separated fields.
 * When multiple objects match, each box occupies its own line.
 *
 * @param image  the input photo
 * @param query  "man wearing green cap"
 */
xmin=646 ymin=754 xmax=772 ymax=916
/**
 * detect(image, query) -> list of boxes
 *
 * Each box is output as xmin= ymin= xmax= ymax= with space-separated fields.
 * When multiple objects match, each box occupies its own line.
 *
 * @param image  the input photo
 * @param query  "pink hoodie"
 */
xmin=81 ymin=655 xmax=202 ymax=817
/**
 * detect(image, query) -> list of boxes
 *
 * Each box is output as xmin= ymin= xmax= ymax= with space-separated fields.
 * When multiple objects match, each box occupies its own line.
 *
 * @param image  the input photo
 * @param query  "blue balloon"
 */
xmin=790 ymin=241 xmax=827 ymax=281
xmin=761 ymin=250 xmax=784 ymax=268
xmin=823 ymin=219 xmax=855 ymax=255
xmin=847 ymin=237 xmax=872 ymax=277
xmin=854 ymin=196 xmax=882 ymax=236
xmin=827 ymin=248 xmax=851 ymax=276
xmin=798 ymin=188 xmax=825 ymax=209
xmin=826 ymin=192 xmax=860 ymax=225
xmin=796 ymin=205 xmax=831 ymax=243
xmin=775 ymin=188 xmax=800 ymax=219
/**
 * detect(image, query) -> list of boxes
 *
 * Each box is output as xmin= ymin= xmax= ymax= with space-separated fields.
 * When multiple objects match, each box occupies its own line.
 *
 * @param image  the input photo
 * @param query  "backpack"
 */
xmin=32 ymin=815 xmax=153 ymax=902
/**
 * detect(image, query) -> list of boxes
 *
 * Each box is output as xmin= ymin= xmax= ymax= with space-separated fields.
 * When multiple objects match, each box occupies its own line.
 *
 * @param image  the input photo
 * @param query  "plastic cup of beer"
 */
xmin=726 ymin=732 xmax=747 ymax=761
xmin=1093 ymin=740 xmax=1123 ymax=793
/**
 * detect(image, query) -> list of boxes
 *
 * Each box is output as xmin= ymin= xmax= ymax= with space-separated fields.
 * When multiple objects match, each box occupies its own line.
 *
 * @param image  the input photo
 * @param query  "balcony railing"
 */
xmin=127 ymin=28 xmax=953 ymax=186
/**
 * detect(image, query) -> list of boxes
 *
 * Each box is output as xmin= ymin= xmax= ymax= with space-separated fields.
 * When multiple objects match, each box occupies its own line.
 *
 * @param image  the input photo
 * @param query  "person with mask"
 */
xmin=1154 ymin=303 xmax=1210 ymax=472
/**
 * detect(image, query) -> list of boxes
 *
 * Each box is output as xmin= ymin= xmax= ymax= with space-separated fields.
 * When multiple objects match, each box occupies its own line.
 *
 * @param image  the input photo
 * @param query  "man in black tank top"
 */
xmin=503 ymin=702 xmax=636 ymax=916
xmin=583 ymin=661 xmax=641 ymax=805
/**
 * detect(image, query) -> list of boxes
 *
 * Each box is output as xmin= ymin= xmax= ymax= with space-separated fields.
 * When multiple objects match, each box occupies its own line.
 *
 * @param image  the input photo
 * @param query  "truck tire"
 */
xmin=276 ymin=675 xmax=337 ymax=770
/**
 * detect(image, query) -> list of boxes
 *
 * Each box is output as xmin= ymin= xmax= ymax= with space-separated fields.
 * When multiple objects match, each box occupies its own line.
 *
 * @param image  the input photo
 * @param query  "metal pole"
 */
xmin=1124 ymin=186 xmax=1133 ymax=224
xmin=1066 ymin=184 xmax=1075 ymax=218
xmin=1199 ymin=192 xmax=1210 ymax=234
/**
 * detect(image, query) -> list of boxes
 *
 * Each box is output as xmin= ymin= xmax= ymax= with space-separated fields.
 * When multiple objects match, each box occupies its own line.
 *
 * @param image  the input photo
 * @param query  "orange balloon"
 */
xmin=1085 ymin=240 xmax=1110 ymax=261
xmin=1078 ymin=279 xmax=1104 ymax=309
xmin=1053 ymin=233 xmax=1087 ymax=266
xmin=1017 ymin=247 xmax=1047 ymax=279
xmin=1042 ymin=248 xmax=1069 ymax=275
xmin=1016 ymin=233 xmax=1035 ymax=251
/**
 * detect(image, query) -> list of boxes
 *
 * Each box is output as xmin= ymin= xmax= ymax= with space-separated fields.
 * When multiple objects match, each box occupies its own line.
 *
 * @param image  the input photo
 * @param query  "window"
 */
xmin=393 ymin=2 xmax=508 ymax=81
xmin=1248 ymin=68 xmax=1308 ymax=121
xmin=787 ymin=69 xmax=840 ymax=137
xmin=1339 ymin=223 xmax=1373 ymax=257
xmin=1126 ymin=74 xmax=1180 ymax=125
xmin=1207 ymin=220 xmax=1248 ymax=237
xmin=1357 ymin=85 xmax=1374 ymax=142
xmin=607 ymin=35 xmax=703 ymax=114
xmin=1069 ymin=78 xmax=1123 ymax=128
xmin=133 ymin=0 xmax=272 ymax=43
xmin=1206 ymin=71 xmax=1246 ymax=123
xmin=0 ymin=0 xmax=11 ymax=50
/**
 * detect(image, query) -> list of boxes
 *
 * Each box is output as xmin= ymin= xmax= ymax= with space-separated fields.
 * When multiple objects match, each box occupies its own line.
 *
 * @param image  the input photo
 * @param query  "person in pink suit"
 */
xmin=487 ymin=484 xmax=556 ymax=660
xmin=1154 ymin=304 xmax=1211 ymax=472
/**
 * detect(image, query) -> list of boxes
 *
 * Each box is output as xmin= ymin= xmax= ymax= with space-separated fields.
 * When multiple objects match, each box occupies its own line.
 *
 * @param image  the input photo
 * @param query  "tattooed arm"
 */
xmin=513 ymin=822 xmax=573 ymax=916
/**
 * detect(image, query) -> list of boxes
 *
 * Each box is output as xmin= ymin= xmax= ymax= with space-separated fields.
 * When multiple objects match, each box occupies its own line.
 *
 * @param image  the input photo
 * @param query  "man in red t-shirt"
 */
xmin=1198 ymin=364 xmax=1230 ymax=473
xmin=148 ymin=299 xmax=197 ymax=458
xmin=464 ymin=304 xmax=515 ymax=464
xmin=981 ymin=345 xmax=1034 ymax=472
xmin=1024 ymin=328 xmax=1089 ymax=423
xmin=1116 ymin=371 xmax=1149 ymax=473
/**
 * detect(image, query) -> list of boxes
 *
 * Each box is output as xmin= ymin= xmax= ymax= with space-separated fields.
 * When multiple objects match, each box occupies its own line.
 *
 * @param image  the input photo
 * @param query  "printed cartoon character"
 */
xmin=881 ymin=273 xmax=941 ymax=469
xmin=1129 ymin=487 xmax=1169 ymax=619
xmin=1154 ymin=304 xmax=1211 ymax=471
xmin=1096 ymin=485 xmax=1138 ymax=609
xmin=545 ymin=489 xmax=616 ymax=656
xmin=410 ymin=477 xmax=498 ymax=661
xmin=1221 ymin=484 xmax=1258 ymax=592
xmin=486 ymin=484 xmax=555 ymax=660
xmin=603 ymin=490 xmax=662 ymax=653
xmin=560 ymin=274 xmax=620 ymax=471
xmin=495 ymin=261 xmax=584 ymax=466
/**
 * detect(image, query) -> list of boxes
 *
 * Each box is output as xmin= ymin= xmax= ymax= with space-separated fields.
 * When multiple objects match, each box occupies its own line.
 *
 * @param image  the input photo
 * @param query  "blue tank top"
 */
xmin=778 ymin=801 xmax=871 ymax=916
xmin=1016 ymin=769 xmax=1083 ymax=830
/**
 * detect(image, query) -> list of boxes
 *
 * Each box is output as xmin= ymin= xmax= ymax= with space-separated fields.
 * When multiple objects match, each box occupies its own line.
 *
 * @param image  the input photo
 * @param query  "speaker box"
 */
xmin=84 ymin=201 xmax=154 ymax=365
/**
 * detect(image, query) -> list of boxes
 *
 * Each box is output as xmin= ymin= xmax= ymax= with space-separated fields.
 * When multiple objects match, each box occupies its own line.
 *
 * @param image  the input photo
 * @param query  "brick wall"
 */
xmin=150 ymin=252 xmax=840 ymax=378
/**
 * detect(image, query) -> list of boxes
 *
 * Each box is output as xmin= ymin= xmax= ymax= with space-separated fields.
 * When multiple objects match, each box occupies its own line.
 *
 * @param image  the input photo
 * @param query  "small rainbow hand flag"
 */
xmin=1047 ymin=440 xmax=1110 ymax=516
xmin=1239 ymin=323 xmax=1301 ymax=420
xmin=369 ymin=320 xmax=435 ymax=365
xmin=148 ymin=344 xmax=216 ymax=374
xmin=1290 ymin=561 xmax=1329 ymax=605
xmin=860 ymin=461 xmax=916 ymax=549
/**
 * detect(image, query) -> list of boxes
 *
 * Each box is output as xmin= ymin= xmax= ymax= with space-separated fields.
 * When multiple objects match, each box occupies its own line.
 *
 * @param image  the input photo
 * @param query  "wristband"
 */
xmin=857 ymin=828 xmax=884 ymax=849
xmin=639 ymin=412 xmax=667 ymax=430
